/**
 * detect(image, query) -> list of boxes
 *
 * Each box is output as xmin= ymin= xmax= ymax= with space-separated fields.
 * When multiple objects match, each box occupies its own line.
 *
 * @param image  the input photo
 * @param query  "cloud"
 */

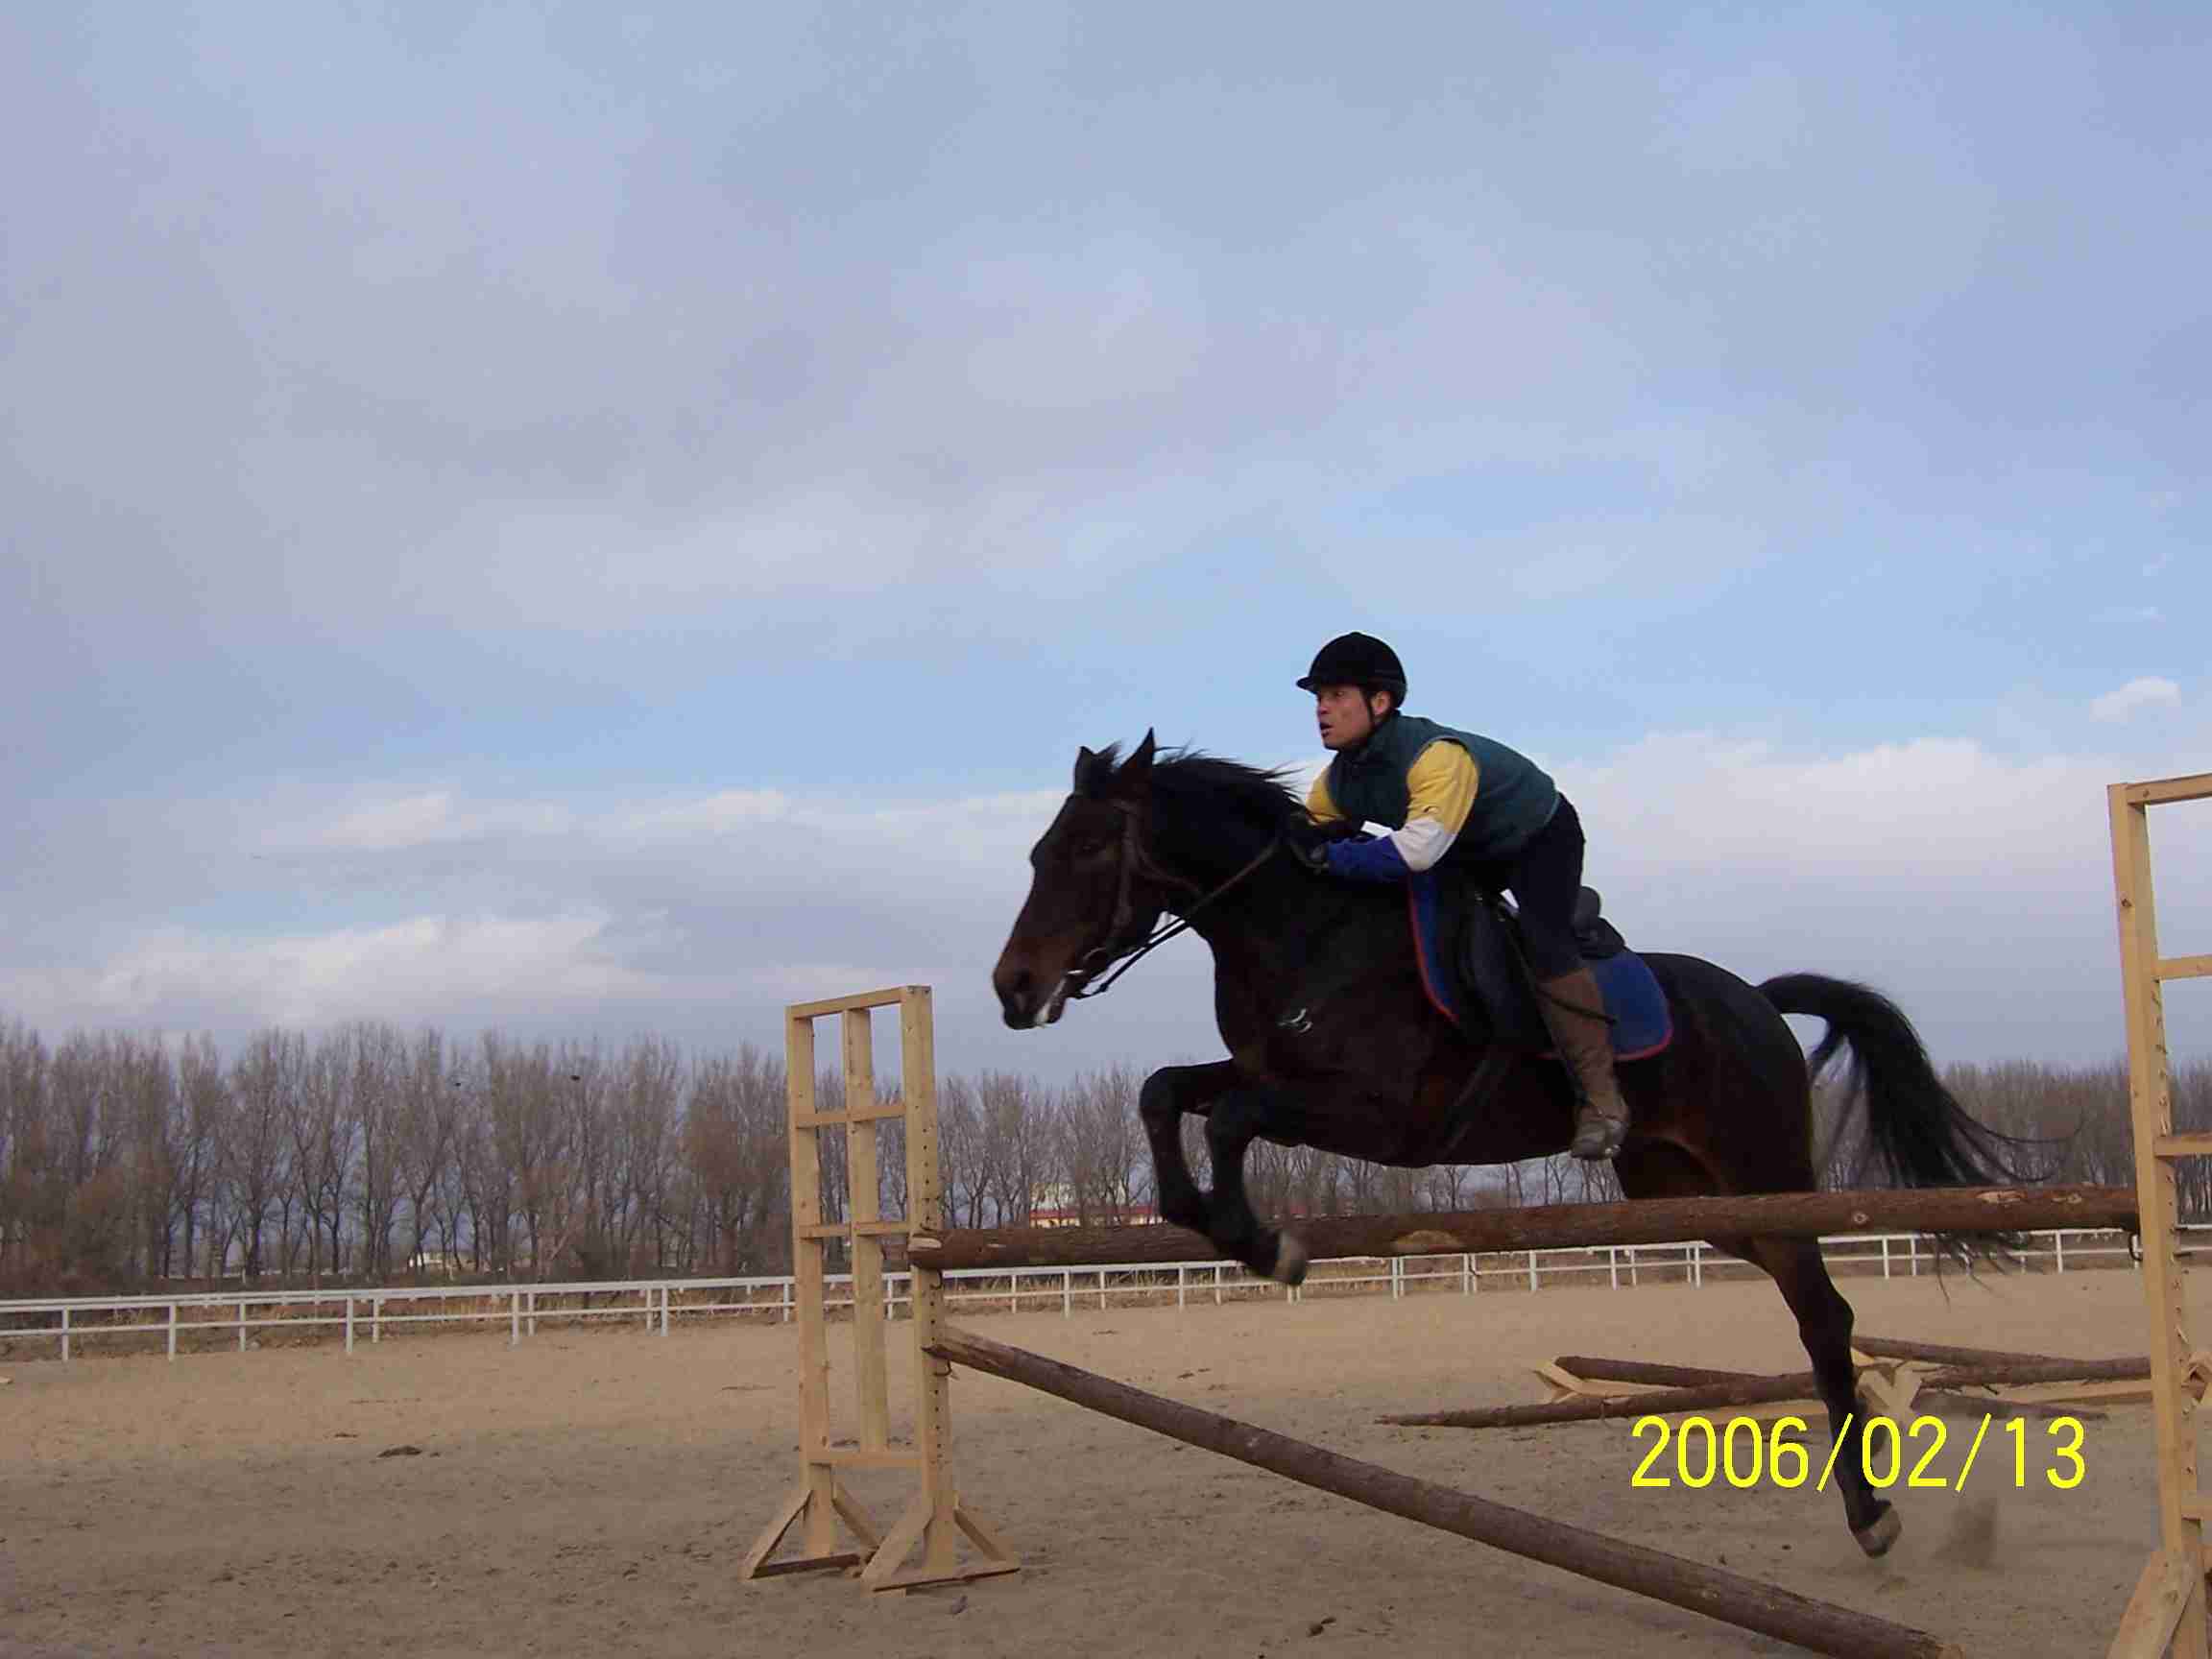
xmin=2090 ymin=678 xmax=2181 ymax=722
xmin=5 ymin=731 xmax=2207 ymax=1078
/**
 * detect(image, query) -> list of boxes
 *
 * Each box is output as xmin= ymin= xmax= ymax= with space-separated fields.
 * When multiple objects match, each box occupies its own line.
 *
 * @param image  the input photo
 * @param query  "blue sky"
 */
xmin=3 ymin=2 xmax=2207 ymax=1083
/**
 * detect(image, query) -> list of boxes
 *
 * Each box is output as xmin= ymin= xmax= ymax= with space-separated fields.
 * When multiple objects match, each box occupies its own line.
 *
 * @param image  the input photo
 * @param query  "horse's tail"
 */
xmin=1757 ymin=973 xmax=2046 ymax=1191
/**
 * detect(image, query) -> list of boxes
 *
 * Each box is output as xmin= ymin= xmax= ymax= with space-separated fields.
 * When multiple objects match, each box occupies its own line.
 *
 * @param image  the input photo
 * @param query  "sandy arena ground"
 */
xmin=1 ymin=1267 xmax=2199 ymax=1658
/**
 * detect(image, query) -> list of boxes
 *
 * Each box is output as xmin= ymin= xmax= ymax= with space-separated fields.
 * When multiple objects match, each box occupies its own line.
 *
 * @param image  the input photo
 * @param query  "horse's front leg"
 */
xmin=1139 ymin=1060 xmax=1240 ymax=1236
xmin=1204 ymin=1081 xmax=1331 ymax=1286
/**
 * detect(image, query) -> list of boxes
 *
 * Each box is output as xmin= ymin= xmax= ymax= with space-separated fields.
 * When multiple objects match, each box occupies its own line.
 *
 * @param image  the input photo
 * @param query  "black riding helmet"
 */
xmin=1296 ymin=632 xmax=1407 ymax=709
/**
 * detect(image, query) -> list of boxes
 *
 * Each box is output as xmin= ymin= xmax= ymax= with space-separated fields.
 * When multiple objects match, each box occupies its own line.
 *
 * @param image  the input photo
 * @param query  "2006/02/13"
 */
xmin=1630 ymin=1412 xmax=2086 ymax=1492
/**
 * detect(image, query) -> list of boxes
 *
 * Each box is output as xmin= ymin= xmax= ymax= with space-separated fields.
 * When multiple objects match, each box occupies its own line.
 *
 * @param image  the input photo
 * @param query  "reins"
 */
xmin=1066 ymin=802 xmax=1281 ymax=1002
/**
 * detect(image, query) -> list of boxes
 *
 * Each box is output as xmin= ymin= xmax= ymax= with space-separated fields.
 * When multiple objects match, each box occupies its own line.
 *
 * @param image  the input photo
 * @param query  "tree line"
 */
xmin=0 ymin=1014 xmax=2196 ymax=1296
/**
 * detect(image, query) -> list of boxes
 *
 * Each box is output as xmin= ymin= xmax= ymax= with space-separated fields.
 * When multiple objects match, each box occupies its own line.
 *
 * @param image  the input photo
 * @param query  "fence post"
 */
xmin=1462 ymin=1253 xmax=1474 ymax=1296
xmin=661 ymin=1285 xmax=671 ymax=1336
xmin=1608 ymin=1246 xmax=1619 ymax=1290
xmin=510 ymin=1290 xmax=521 ymax=1347
xmin=2056 ymin=1231 xmax=2066 ymax=1274
xmin=781 ymin=1279 xmax=792 ymax=1324
xmin=527 ymin=1288 xmax=537 ymax=1337
xmin=1062 ymin=1268 xmax=1071 ymax=1318
xmin=1099 ymin=1267 xmax=1108 ymax=1311
xmin=238 ymin=1300 xmax=248 ymax=1353
xmin=1881 ymin=1238 xmax=1890 ymax=1281
xmin=373 ymin=1296 xmax=383 ymax=1344
xmin=1907 ymin=1236 xmax=1918 ymax=1278
xmin=1177 ymin=1265 xmax=1187 ymax=1310
xmin=167 ymin=1303 xmax=179 ymax=1361
xmin=1390 ymin=1258 xmax=1404 ymax=1301
xmin=60 ymin=1307 xmax=70 ymax=1363
xmin=346 ymin=1296 xmax=355 ymax=1355
xmin=1527 ymin=1250 xmax=1537 ymax=1292
xmin=1214 ymin=1263 xmax=1224 ymax=1307
xmin=1692 ymin=1242 xmax=1703 ymax=1288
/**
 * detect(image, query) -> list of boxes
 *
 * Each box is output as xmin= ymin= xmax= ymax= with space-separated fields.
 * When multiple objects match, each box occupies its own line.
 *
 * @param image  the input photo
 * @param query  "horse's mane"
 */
xmin=1075 ymin=744 xmax=1305 ymax=835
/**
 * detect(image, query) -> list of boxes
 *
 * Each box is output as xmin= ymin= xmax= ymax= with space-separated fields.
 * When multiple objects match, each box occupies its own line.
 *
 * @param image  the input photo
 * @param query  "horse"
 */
xmin=989 ymin=733 xmax=2036 ymax=1560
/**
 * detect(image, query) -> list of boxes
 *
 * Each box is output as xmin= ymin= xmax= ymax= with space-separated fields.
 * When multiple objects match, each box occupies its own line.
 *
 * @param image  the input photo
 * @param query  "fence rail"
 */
xmin=0 ymin=1223 xmax=2166 ymax=1363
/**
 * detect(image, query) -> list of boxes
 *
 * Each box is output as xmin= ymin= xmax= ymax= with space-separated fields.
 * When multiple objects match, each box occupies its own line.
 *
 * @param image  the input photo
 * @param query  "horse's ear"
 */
xmin=1113 ymin=730 xmax=1157 ymax=797
xmin=1072 ymin=745 xmax=1098 ymax=791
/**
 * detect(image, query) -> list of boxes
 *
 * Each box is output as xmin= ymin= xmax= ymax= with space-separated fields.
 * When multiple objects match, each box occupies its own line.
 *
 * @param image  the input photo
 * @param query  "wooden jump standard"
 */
xmin=904 ymin=1183 xmax=2134 ymax=1272
xmin=747 ymin=985 xmax=2005 ymax=1658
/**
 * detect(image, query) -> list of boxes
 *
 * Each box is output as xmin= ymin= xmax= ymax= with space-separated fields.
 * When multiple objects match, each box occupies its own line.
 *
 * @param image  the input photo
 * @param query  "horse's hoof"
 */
xmin=1271 ymin=1233 xmax=1310 ymax=1287
xmin=1854 ymin=1504 xmax=1901 ymax=1558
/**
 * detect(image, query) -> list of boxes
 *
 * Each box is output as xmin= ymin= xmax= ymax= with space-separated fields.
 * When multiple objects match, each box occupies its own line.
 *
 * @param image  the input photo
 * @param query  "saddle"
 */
xmin=1407 ymin=873 xmax=1671 ymax=1060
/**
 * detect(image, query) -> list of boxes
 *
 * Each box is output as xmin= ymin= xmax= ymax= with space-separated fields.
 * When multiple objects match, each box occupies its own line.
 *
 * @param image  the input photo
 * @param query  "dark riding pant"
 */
xmin=1466 ymin=793 xmax=1586 ymax=979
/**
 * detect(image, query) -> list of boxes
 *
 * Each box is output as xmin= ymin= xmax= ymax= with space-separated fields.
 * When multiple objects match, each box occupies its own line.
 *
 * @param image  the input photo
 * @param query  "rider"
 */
xmin=1286 ymin=631 xmax=1629 ymax=1160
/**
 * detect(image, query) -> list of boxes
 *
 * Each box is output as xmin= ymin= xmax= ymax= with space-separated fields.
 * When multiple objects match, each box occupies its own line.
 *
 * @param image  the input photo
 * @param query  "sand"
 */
xmin=0 ymin=1267 xmax=2194 ymax=1658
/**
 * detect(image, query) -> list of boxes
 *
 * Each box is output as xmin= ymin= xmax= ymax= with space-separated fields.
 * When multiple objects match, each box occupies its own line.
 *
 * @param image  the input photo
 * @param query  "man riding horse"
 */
xmin=1284 ymin=631 xmax=1629 ymax=1159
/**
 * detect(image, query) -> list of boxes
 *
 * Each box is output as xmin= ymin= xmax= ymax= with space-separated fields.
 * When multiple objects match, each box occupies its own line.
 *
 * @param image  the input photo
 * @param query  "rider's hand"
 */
xmin=1285 ymin=815 xmax=1360 ymax=875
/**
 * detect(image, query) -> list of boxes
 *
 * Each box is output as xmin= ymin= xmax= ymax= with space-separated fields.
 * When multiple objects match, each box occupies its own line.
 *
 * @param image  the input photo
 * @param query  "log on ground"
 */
xmin=1853 ymin=1335 xmax=2078 ymax=1370
xmin=902 ymin=1184 xmax=2134 ymax=1272
xmin=1386 ymin=1356 xmax=2147 ymax=1429
xmin=930 ymin=1326 xmax=1959 ymax=1659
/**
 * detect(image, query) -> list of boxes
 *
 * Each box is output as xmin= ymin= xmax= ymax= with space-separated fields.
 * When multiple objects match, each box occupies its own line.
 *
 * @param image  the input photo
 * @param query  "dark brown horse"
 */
xmin=990 ymin=733 xmax=2034 ymax=1559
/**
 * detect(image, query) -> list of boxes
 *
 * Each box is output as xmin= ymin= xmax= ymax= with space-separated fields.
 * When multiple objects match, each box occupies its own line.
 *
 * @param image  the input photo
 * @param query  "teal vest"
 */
xmin=1324 ymin=713 xmax=1558 ymax=862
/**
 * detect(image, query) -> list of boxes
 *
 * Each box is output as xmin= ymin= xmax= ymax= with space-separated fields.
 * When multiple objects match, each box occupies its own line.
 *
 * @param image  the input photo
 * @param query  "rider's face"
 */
xmin=1314 ymin=684 xmax=1387 ymax=751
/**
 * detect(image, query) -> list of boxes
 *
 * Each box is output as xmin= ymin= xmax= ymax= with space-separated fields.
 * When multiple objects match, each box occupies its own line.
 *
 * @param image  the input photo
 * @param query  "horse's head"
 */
xmin=992 ymin=731 xmax=1172 ymax=1028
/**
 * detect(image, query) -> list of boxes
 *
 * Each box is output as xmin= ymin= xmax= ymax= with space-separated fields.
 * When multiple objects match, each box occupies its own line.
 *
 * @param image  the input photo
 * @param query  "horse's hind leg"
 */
xmin=1732 ymin=1233 xmax=1897 ymax=1557
xmin=1618 ymin=1140 xmax=1893 ymax=1555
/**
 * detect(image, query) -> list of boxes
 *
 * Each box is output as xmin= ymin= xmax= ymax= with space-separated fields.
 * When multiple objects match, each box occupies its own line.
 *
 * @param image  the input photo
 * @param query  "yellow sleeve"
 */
xmin=1305 ymin=769 xmax=1344 ymax=823
xmin=1405 ymin=740 xmax=1479 ymax=835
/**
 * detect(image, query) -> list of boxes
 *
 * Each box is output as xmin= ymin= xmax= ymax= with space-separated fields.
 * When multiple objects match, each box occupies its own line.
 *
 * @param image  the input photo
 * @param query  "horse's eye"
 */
xmin=1072 ymin=836 xmax=1112 ymax=859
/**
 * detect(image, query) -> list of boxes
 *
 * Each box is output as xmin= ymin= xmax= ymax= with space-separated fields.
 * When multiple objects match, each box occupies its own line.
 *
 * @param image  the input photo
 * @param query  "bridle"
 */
xmin=1063 ymin=797 xmax=1281 ymax=1002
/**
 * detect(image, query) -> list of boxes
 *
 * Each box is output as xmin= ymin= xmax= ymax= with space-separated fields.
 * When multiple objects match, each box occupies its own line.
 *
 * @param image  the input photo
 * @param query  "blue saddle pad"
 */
xmin=1407 ymin=869 xmax=1672 ymax=1060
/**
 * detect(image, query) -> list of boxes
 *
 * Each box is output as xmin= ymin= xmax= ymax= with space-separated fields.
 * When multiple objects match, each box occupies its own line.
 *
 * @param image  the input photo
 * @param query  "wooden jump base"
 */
xmin=2108 ymin=769 xmax=2212 ymax=1659
xmin=931 ymin=1324 xmax=1960 ymax=1659
xmin=902 ymin=1183 xmax=2135 ymax=1273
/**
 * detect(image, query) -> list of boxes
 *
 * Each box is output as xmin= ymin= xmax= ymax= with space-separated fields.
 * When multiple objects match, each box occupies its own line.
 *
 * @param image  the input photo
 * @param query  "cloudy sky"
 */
xmin=4 ymin=3 xmax=2207 ymax=1085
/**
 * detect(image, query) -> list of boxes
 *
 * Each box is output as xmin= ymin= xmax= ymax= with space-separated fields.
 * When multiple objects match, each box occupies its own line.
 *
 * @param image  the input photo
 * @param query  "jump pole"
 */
xmin=903 ymin=1184 xmax=2135 ymax=1272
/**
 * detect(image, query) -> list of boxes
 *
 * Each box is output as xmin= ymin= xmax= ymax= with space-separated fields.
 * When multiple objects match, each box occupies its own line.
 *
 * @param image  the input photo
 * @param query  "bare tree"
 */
xmin=225 ymin=1031 xmax=300 ymax=1281
xmin=685 ymin=1044 xmax=786 ymax=1274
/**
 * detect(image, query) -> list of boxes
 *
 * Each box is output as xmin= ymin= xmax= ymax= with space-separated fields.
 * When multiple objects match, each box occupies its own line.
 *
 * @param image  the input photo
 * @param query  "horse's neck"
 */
xmin=1181 ymin=859 xmax=1369 ymax=982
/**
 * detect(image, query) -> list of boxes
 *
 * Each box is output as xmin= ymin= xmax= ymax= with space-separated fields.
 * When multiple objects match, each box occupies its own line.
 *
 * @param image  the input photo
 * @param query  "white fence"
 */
xmin=0 ymin=1224 xmax=2161 ymax=1363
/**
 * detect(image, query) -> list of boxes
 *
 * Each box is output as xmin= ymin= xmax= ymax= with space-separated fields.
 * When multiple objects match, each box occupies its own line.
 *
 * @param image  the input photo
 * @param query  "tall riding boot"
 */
xmin=1536 ymin=965 xmax=1631 ymax=1160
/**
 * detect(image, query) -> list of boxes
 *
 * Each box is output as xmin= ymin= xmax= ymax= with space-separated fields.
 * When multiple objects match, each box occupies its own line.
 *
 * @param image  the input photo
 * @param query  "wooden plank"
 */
xmin=796 ymin=1220 xmax=914 ymax=1240
xmin=787 ymin=985 xmax=922 ymax=1020
xmin=820 ymin=1448 xmax=924 ymax=1469
xmin=797 ymin=1105 xmax=910 ymax=1127
xmin=932 ymin=1326 xmax=1960 ymax=1659
xmin=904 ymin=1184 xmax=2137 ymax=1272
xmin=2110 ymin=782 xmax=2209 ymax=1659
xmin=2110 ymin=1549 xmax=2195 ymax=1659
xmin=2124 ymin=773 xmax=2212 ymax=808
xmin=785 ymin=1009 xmax=837 ymax=1559
xmin=2155 ymin=1135 xmax=2212 ymax=1161
xmin=845 ymin=1008 xmax=890 ymax=1453
xmin=2160 ymin=956 xmax=2212 ymax=982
